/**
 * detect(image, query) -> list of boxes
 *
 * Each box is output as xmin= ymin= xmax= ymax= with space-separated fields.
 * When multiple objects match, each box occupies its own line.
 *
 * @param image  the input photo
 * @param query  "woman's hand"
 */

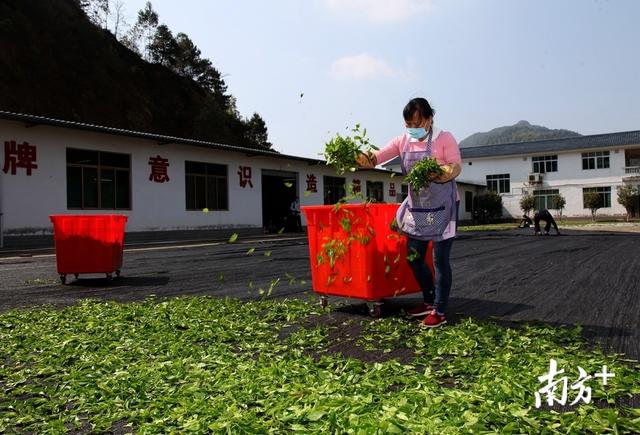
xmin=356 ymin=152 xmax=376 ymax=168
xmin=433 ymin=163 xmax=461 ymax=183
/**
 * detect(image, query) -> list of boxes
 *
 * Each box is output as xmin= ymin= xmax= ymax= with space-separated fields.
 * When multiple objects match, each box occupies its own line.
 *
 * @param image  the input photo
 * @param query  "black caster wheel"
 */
xmin=320 ymin=296 xmax=328 ymax=309
xmin=74 ymin=274 xmax=79 ymax=279
xmin=60 ymin=274 xmax=67 ymax=285
xmin=368 ymin=303 xmax=382 ymax=318
xmin=115 ymin=270 xmax=121 ymax=278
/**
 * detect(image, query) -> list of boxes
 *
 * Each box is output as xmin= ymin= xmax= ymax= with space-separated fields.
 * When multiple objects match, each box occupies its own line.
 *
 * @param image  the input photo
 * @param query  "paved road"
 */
xmin=1 ymin=229 xmax=639 ymax=359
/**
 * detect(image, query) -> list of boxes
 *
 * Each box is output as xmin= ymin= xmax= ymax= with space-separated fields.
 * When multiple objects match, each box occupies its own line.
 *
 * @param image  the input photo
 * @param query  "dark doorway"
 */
xmin=323 ymin=176 xmax=346 ymax=205
xmin=366 ymin=181 xmax=384 ymax=202
xmin=261 ymin=170 xmax=298 ymax=233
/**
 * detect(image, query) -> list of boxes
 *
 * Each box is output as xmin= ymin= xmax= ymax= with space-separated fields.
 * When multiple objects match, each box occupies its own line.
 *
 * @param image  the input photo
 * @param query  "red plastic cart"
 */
xmin=49 ymin=215 xmax=128 ymax=284
xmin=301 ymin=203 xmax=433 ymax=316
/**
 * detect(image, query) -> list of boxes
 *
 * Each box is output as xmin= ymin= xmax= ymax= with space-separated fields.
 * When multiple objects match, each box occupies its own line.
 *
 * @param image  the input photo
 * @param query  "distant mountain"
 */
xmin=459 ymin=120 xmax=581 ymax=148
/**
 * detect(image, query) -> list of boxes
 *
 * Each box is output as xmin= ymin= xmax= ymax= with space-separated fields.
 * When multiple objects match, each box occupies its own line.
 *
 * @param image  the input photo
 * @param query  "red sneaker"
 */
xmin=422 ymin=311 xmax=447 ymax=328
xmin=406 ymin=303 xmax=434 ymax=318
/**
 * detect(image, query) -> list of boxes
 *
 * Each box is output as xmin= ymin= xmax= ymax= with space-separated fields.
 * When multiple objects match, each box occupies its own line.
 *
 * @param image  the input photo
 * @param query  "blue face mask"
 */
xmin=407 ymin=127 xmax=427 ymax=139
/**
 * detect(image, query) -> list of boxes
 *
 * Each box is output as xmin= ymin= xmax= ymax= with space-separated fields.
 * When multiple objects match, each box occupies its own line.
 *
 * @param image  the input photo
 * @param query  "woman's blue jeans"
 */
xmin=407 ymin=236 xmax=454 ymax=314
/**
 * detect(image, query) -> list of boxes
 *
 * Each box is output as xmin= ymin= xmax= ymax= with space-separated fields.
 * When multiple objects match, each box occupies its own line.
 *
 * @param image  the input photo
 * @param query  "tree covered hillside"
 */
xmin=0 ymin=0 xmax=272 ymax=150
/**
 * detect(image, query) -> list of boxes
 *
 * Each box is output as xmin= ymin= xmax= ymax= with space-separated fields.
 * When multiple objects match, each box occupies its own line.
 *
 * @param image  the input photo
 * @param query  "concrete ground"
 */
xmin=0 ymin=228 xmax=638 ymax=361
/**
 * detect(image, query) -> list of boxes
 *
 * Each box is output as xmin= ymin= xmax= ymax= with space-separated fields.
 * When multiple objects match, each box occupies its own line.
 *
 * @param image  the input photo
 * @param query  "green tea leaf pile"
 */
xmin=324 ymin=124 xmax=378 ymax=175
xmin=404 ymin=157 xmax=444 ymax=191
xmin=1 ymin=297 xmax=638 ymax=433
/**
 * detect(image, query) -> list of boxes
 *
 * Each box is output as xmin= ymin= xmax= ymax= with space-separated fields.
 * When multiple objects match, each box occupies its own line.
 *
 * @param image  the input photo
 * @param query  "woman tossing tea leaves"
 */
xmin=356 ymin=97 xmax=462 ymax=329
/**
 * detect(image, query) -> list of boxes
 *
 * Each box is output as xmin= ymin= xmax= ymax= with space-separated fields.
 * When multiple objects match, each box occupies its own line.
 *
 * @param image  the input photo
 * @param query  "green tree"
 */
xmin=135 ymin=1 xmax=159 ymax=60
xmin=583 ymin=191 xmax=602 ymax=221
xmin=244 ymin=113 xmax=272 ymax=150
xmin=174 ymin=33 xmax=202 ymax=78
xmin=149 ymin=24 xmax=177 ymax=67
xmin=550 ymin=194 xmax=566 ymax=221
xmin=175 ymin=32 xmax=227 ymax=95
xmin=193 ymin=96 xmax=241 ymax=145
xmin=173 ymin=33 xmax=232 ymax=110
xmin=226 ymin=96 xmax=240 ymax=118
xmin=519 ymin=194 xmax=535 ymax=217
xmin=198 ymin=63 xmax=230 ymax=107
xmin=76 ymin=0 xmax=271 ymax=151
xmin=617 ymin=185 xmax=639 ymax=222
xmin=119 ymin=2 xmax=156 ymax=56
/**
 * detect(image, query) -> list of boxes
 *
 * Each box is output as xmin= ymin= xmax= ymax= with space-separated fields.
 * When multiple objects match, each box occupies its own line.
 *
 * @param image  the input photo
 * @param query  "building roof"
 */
xmin=381 ymin=156 xmax=402 ymax=167
xmin=0 ymin=110 xmax=398 ymax=175
xmin=460 ymin=130 xmax=640 ymax=159
xmin=380 ymin=130 xmax=640 ymax=166
xmin=455 ymin=180 xmax=487 ymax=187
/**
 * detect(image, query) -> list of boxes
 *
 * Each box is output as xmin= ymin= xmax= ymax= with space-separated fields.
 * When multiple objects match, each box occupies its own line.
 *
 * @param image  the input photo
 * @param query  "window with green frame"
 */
xmin=486 ymin=174 xmax=510 ymax=193
xmin=532 ymin=155 xmax=558 ymax=173
xmin=185 ymin=161 xmax=228 ymax=210
xmin=582 ymin=151 xmax=610 ymax=170
xmin=66 ymin=148 xmax=131 ymax=209
xmin=533 ymin=189 xmax=559 ymax=210
xmin=583 ymin=186 xmax=611 ymax=208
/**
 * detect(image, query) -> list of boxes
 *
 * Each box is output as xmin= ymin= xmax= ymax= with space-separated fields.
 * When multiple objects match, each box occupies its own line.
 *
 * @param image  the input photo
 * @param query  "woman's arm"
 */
xmin=434 ymin=132 xmax=462 ymax=182
xmin=356 ymin=136 xmax=403 ymax=168
xmin=435 ymin=162 xmax=461 ymax=182
xmin=356 ymin=153 xmax=376 ymax=168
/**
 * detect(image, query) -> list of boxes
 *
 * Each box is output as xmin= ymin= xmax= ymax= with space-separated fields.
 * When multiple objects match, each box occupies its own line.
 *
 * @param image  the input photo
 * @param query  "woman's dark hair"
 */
xmin=403 ymin=97 xmax=435 ymax=121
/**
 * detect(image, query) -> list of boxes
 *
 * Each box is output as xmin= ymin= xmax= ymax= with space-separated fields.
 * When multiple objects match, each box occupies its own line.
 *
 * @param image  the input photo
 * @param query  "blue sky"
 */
xmin=121 ymin=0 xmax=640 ymax=158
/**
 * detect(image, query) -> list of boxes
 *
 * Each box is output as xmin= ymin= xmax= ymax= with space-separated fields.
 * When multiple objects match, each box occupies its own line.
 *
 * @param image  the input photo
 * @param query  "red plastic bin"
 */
xmin=49 ymin=214 xmax=128 ymax=284
xmin=301 ymin=203 xmax=433 ymax=315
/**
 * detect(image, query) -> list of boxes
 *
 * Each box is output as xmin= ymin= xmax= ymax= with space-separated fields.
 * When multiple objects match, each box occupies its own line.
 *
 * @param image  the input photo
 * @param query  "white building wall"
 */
xmin=462 ymin=148 xmax=630 ymax=218
xmin=1 ymin=123 xmax=67 ymax=234
xmin=0 ymin=120 xmax=405 ymax=234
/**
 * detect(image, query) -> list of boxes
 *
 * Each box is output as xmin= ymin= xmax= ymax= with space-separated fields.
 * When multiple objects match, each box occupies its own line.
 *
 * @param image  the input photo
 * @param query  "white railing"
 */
xmin=624 ymin=166 xmax=640 ymax=175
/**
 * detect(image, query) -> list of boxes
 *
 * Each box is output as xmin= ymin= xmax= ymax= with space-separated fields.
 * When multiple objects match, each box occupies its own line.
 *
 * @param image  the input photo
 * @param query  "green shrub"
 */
xmin=617 ymin=185 xmax=639 ymax=222
xmin=474 ymin=191 xmax=503 ymax=222
xmin=550 ymin=194 xmax=566 ymax=220
xmin=519 ymin=194 xmax=535 ymax=216
xmin=583 ymin=192 xmax=602 ymax=221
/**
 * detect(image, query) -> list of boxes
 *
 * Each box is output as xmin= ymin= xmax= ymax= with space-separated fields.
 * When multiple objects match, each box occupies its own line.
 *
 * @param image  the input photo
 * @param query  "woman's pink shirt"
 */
xmin=374 ymin=131 xmax=462 ymax=167
xmin=375 ymin=131 xmax=462 ymax=201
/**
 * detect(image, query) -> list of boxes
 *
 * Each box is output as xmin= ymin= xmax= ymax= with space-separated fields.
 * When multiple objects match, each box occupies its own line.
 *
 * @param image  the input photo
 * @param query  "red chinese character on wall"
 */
xmin=148 ymin=155 xmax=170 ymax=183
xmin=238 ymin=166 xmax=253 ymax=188
xmin=389 ymin=182 xmax=396 ymax=197
xmin=351 ymin=179 xmax=362 ymax=193
xmin=306 ymin=174 xmax=317 ymax=192
xmin=3 ymin=140 xmax=38 ymax=176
